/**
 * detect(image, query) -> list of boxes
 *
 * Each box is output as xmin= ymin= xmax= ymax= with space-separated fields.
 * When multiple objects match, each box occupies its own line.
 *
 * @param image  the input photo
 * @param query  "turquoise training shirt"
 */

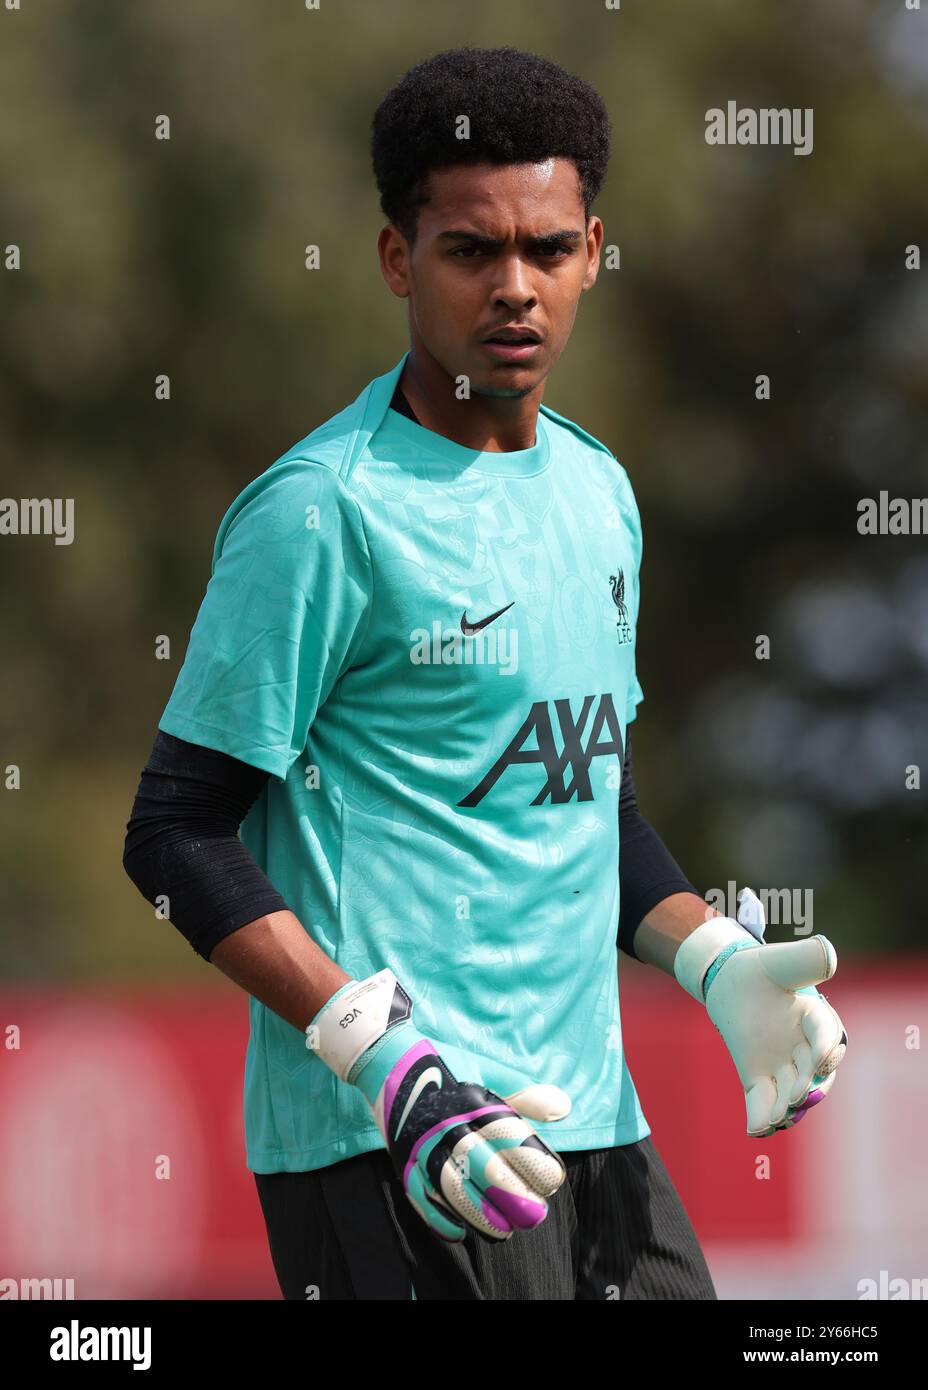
xmin=159 ymin=350 xmax=651 ymax=1172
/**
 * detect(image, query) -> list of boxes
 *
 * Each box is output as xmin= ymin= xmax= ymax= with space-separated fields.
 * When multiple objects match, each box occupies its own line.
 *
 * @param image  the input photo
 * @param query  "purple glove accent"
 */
xmin=485 ymin=1186 xmax=548 ymax=1229
xmin=481 ymin=1198 xmax=513 ymax=1234
xmin=382 ymin=1037 xmax=433 ymax=1122
xmin=785 ymin=1085 xmax=827 ymax=1125
xmin=402 ymin=1104 xmax=512 ymax=1190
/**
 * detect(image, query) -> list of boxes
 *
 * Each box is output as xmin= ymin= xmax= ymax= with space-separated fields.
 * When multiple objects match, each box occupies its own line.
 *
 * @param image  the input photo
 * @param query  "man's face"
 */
xmin=380 ymin=157 xmax=603 ymax=399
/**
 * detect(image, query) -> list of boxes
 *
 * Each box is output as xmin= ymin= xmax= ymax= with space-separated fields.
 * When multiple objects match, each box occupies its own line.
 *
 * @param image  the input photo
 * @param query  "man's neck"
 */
xmin=398 ymin=347 xmax=543 ymax=453
xmin=390 ymin=383 xmax=420 ymax=425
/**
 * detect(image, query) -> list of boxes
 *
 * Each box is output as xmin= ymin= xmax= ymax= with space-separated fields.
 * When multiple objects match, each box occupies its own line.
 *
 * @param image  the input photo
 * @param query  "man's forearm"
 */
xmin=209 ymin=910 xmax=351 ymax=1033
xmin=631 ymin=891 xmax=720 ymax=977
xmin=215 ymin=894 xmax=714 ymax=1030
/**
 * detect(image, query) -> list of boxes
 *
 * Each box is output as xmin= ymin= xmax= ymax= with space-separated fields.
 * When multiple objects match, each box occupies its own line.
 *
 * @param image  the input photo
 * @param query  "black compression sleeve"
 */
xmin=617 ymin=728 xmax=701 ymax=961
xmin=122 ymin=731 xmax=290 ymax=962
xmin=124 ymin=728 xmax=698 ymax=965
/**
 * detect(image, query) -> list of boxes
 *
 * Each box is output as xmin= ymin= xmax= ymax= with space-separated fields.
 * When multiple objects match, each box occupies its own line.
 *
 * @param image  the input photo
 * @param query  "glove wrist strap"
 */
xmin=306 ymin=968 xmax=412 ymax=1081
xmin=702 ymin=939 xmax=759 ymax=1000
xmin=673 ymin=917 xmax=755 ymax=1003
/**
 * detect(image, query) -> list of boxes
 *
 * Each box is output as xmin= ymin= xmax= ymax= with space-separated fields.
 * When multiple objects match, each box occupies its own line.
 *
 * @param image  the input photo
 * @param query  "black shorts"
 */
xmin=254 ymin=1136 xmax=717 ymax=1301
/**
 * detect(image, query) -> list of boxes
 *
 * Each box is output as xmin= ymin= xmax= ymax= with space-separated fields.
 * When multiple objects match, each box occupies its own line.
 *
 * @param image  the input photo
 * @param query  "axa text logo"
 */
xmin=458 ymin=693 xmax=623 ymax=806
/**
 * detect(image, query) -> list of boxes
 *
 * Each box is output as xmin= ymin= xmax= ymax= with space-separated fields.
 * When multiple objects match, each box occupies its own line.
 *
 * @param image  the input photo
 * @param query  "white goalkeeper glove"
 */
xmin=306 ymin=968 xmax=571 ymax=1242
xmin=674 ymin=888 xmax=847 ymax=1137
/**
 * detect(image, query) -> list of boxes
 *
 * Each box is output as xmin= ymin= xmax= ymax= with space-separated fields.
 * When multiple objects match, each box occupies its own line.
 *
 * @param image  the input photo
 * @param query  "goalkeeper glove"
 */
xmin=306 ymin=968 xmax=571 ymax=1243
xmin=674 ymin=888 xmax=847 ymax=1137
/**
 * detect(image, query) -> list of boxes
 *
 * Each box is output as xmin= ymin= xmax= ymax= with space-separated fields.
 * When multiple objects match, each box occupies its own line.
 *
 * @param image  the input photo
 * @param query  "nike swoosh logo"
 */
xmin=394 ymin=1065 xmax=443 ymax=1140
xmin=460 ymin=601 xmax=515 ymax=635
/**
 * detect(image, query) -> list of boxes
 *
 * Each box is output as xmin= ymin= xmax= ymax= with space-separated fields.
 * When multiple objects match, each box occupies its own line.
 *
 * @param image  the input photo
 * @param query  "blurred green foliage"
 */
xmin=1 ymin=0 xmax=926 ymax=977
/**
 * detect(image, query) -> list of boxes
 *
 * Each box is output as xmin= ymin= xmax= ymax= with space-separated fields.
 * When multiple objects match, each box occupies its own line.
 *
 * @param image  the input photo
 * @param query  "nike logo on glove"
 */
xmin=460 ymin=601 xmax=515 ymax=635
xmin=394 ymin=1065 xmax=443 ymax=1140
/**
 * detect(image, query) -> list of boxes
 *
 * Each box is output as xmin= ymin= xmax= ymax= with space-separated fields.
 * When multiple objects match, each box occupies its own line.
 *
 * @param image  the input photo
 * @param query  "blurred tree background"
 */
xmin=1 ymin=0 xmax=925 ymax=979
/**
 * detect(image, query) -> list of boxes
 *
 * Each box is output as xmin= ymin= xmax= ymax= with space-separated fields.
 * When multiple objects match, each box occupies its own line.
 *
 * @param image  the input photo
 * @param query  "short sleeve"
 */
xmin=159 ymin=464 xmax=372 ymax=781
xmin=616 ymin=466 xmax=644 ymax=726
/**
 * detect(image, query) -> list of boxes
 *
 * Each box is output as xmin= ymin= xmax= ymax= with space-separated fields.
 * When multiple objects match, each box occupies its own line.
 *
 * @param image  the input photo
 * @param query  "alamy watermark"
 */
xmin=706 ymin=881 xmax=813 ymax=935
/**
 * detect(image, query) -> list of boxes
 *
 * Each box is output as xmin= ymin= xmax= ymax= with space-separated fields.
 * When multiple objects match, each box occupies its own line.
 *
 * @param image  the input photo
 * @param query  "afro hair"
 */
xmin=371 ymin=46 xmax=611 ymax=244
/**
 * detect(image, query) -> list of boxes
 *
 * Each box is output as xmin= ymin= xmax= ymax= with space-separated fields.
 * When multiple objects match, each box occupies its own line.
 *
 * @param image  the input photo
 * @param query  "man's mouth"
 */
xmin=481 ymin=332 xmax=542 ymax=361
xmin=482 ymin=327 xmax=542 ymax=345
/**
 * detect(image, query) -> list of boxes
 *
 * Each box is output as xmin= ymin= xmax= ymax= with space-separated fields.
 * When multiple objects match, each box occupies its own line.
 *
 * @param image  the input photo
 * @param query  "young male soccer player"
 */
xmin=124 ymin=47 xmax=847 ymax=1301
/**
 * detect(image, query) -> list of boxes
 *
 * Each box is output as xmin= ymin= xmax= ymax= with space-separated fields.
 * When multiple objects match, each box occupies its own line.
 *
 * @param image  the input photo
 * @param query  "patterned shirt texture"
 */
xmin=159 ymin=351 xmax=650 ymax=1172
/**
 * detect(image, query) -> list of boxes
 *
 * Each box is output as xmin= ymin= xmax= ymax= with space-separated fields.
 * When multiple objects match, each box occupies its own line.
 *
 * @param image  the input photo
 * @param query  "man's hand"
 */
xmin=674 ymin=889 xmax=848 ymax=1137
xmin=307 ymin=969 xmax=571 ymax=1242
